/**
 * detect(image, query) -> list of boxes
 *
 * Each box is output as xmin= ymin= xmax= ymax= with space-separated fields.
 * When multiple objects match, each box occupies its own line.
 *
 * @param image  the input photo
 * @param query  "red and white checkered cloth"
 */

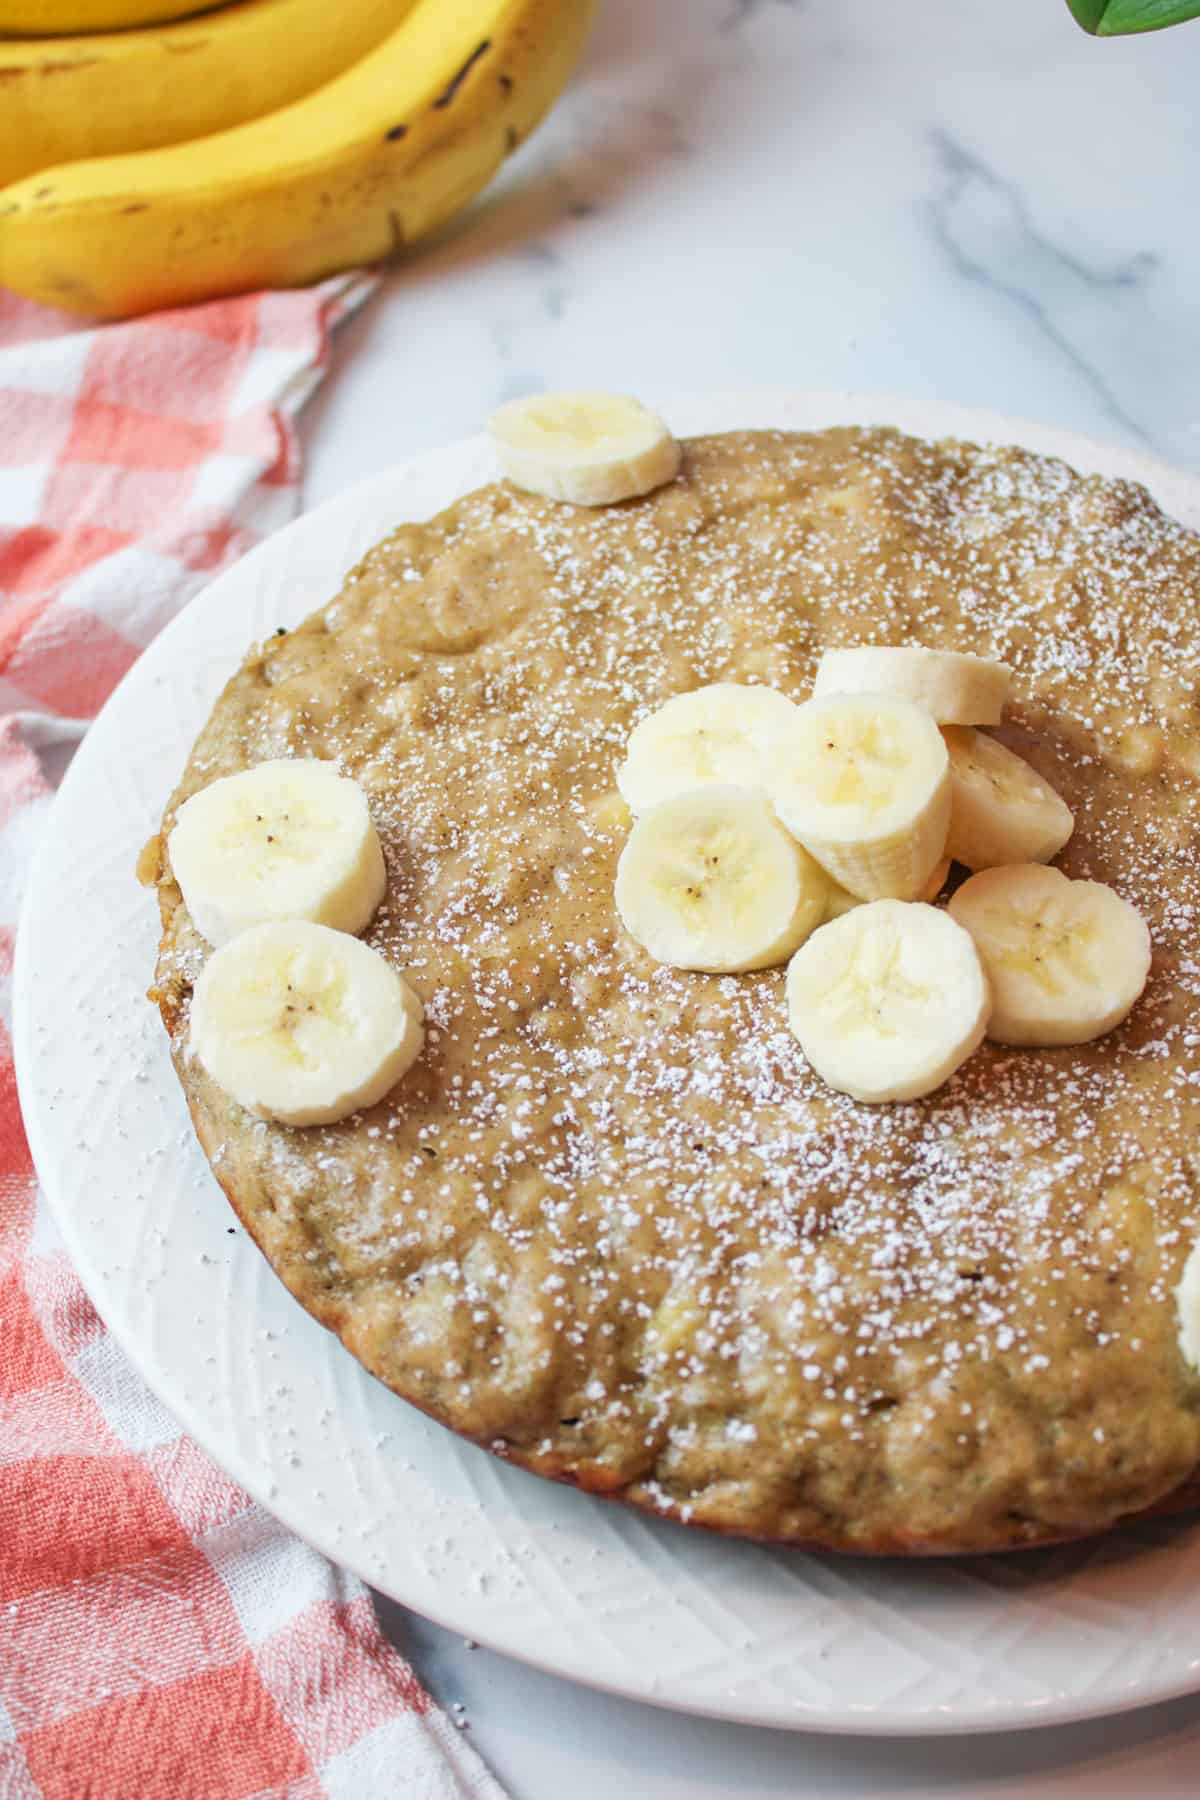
xmin=0 ymin=282 xmax=506 ymax=1800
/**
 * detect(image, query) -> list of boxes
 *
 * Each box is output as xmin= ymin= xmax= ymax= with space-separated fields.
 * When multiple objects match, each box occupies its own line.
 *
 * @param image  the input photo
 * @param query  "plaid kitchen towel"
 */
xmin=0 ymin=282 xmax=505 ymax=1800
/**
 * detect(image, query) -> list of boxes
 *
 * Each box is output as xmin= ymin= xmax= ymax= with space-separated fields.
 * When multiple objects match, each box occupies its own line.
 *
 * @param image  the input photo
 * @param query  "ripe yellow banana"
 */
xmin=0 ymin=0 xmax=596 ymax=318
xmin=0 ymin=0 xmax=415 ymax=188
xmin=0 ymin=0 xmax=221 ymax=31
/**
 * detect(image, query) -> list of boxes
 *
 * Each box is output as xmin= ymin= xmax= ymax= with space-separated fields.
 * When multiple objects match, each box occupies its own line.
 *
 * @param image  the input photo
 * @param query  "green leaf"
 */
xmin=1066 ymin=0 xmax=1200 ymax=32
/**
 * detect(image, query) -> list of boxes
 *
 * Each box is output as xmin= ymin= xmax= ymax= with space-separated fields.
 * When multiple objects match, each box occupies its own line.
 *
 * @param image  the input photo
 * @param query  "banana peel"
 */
xmin=0 ymin=0 xmax=417 ymax=187
xmin=0 ymin=0 xmax=596 ymax=318
xmin=1 ymin=0 xmax=225 ymax=32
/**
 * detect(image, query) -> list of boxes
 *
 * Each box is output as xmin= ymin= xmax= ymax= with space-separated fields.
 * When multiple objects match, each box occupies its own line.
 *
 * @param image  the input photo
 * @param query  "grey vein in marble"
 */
xmin=931 ymin=130 xmax=1147 ymax=441
xmin=720 ymin=0 xmax=807 ymax=35
xmin=930 ymin=129 xmax=1197 ymax=466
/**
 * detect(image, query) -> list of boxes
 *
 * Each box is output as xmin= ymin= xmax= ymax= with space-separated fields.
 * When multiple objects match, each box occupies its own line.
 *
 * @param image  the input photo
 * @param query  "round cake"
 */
xmin=144 ymin=426 xmax=1200 ymax=1554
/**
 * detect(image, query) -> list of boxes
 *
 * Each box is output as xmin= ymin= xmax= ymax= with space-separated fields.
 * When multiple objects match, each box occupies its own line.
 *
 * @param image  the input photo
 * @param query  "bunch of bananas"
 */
xmin=0 ymin=0 xmax=595 ymax=318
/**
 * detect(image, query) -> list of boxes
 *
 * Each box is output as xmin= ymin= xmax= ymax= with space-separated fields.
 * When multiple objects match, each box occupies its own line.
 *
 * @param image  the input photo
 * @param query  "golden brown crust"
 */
xmin=149 ymin=428 xmax=1200 ymax=1553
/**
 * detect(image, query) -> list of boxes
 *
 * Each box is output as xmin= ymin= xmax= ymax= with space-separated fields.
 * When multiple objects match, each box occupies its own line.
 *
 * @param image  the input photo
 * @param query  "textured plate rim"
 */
xmin=14 ymin=389 xmax=1200 ymax=1737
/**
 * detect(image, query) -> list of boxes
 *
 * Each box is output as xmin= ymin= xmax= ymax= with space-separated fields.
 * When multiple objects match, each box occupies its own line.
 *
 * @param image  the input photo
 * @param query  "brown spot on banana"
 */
xmin=433 ymin=38 xmax=491 ymax=108
xmin=0 ymin=59 xmax=100 ymax=79
xmin=45 ymin=270 xmax=97 ymax=306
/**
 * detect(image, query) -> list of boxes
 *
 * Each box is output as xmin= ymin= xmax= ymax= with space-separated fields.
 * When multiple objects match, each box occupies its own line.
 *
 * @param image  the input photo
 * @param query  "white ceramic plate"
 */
xmin=15 ymin=392 xmax=1200 ymax=1737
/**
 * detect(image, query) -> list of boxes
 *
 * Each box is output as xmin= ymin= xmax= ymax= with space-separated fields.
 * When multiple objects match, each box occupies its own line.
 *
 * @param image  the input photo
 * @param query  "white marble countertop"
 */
xmin=294 ymin=0 xmax=1200 ymax=1792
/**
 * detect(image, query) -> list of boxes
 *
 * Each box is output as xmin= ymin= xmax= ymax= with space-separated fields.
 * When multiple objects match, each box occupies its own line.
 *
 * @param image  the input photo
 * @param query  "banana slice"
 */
xmin=488 ymin=391 xmax=681 ymax=507
xmin=942 ymin=727 xmax=1074 ymax=870
xmin=813 ymin=646 xmax=1012 ymax=725
xmin=948 ymin=865 xmax=1151 ymax=1047
xmin=822 ymin=881 xmax=863 ymax=923
xmin=768 ymin=694 xmax=950 ymax=901
xmin=617 ymin=682 xmax=800 ymax=812
xmin=824 ymin=855 xmax=951 ymax=921
xmin=1176 ymin=1241 xmax=1200 ymax=1375
xmin=786 ymin=901 xmax=990 ymax=1104
xmin=614 ymin=785 xmax=828 ymax=973
xmin=168 ymin=758 xmax=386 ymax=947
xmin=190 ymin=919 xmax=423 ymax=1127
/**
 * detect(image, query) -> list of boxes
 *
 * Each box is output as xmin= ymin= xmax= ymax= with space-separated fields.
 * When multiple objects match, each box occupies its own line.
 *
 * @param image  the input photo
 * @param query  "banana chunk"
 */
xmin=786 ymin=901 xmax=990 ymax=1104
xmin=190 ymin=920 xmax=424 ymax=1127
xmin=768 ymin=693 xmax=950 ymax=901
xmin=822 ymin=882 xmax=862 ymax=923
xmin=1175 ymin=1241 xmax=1200 ymax=1375
xmin=824 ymin=856 xmax=950 ymax=921
xmin=813 ymin=646 xmax=1012 ymax=725
xmin=948 ymin=865 xmax=1151 ymax=1047
xmin=168 ymin=759 xmax=386 ymax=948
xmin=488 ymin=391 xmax=680 ymax=506
xmin=617 ymin=682 xmax=800 ymax=812
xmin=942 ymin=727 xmax=1074 ymax=870
xmin=615 ymin=785 xmax=828 ymax=973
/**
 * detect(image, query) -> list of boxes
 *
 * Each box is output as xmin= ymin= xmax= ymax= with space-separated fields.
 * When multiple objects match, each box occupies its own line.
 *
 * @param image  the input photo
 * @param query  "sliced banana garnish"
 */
xmin=948 ymin=864 xmax=1150 ymax=1046
xmin=615 ymin=785 xmax=828 ymax=973
xmin=488 ymin=391 xmax=680 ymax=507
xmin=617 ymin=682 xmax=800 ymax=813
xmin=824 ymin=855 xmax=951 ymax=921
xmin=786 ymin=900 xmax=990 ymax=1103
xmin=813 ymin=646 xmax=1012 ymax=725
xmin=1175 ymin=1241 xmax=1200 ymax=1375
xmin=942 ymin=727 xmax=1074 ymax=871
xmin=768 ymin=693 xmax=951 ymax=901
xmin=168 ymin=758 xmax=386 ymax=948
xmin=190 ymin=920 xmax=424 ymax=1127
xmin=822 ymin=880 xmax=863 ymax=923
xmin=601 ymin=641 xmax=1162 ymax=1109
